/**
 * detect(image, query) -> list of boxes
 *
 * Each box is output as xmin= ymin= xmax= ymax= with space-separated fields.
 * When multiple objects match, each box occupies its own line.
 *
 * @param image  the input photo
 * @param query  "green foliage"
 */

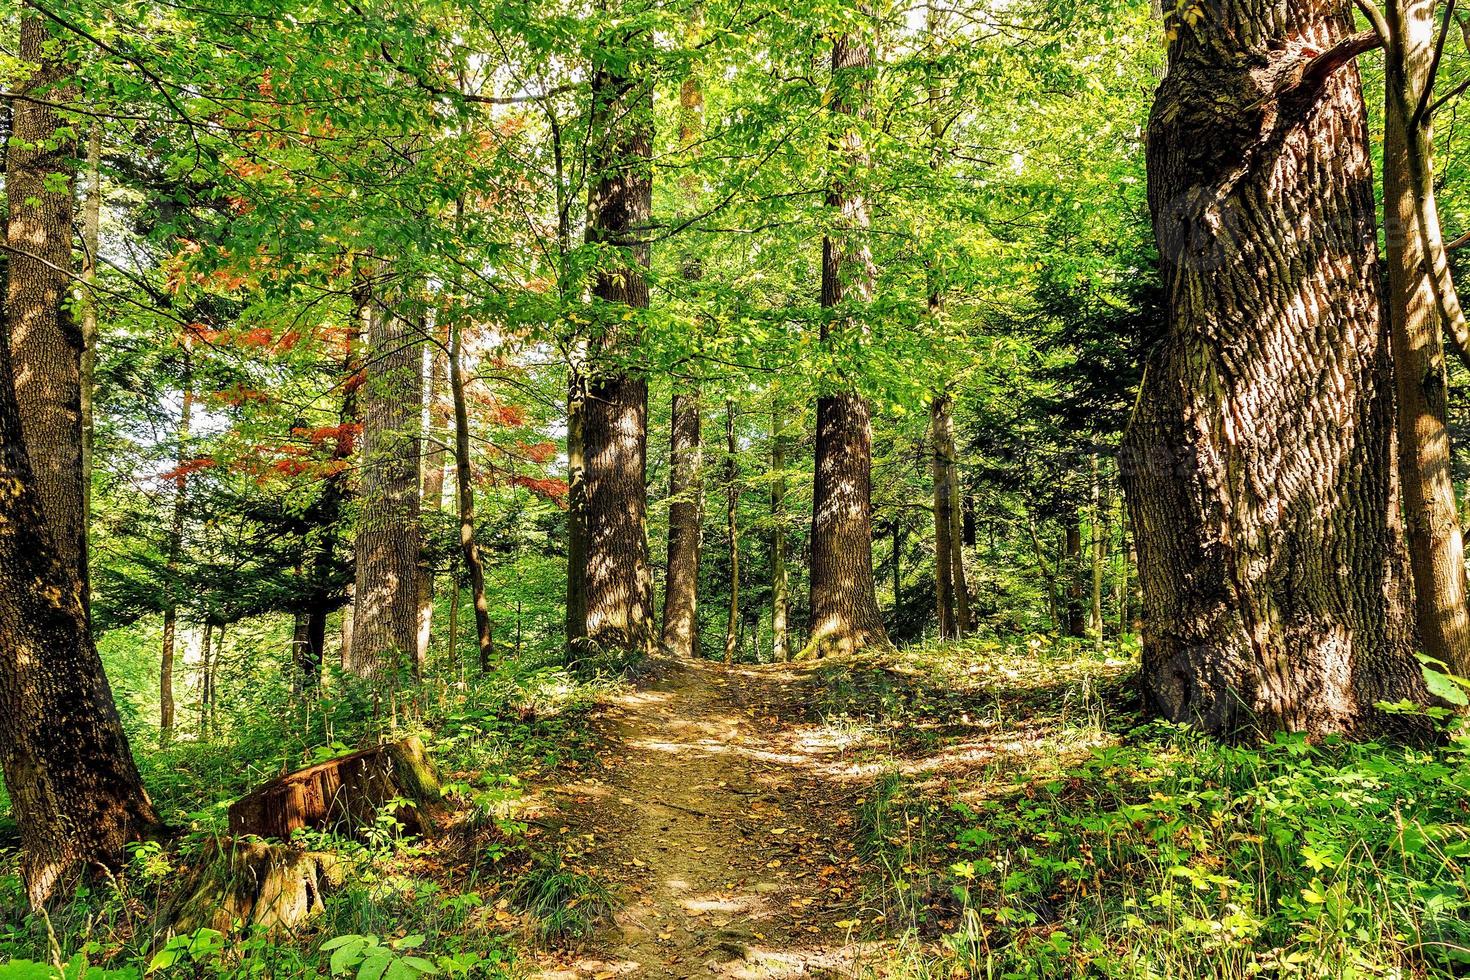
xmin=504 ymin=851 xmax=613 ymax=944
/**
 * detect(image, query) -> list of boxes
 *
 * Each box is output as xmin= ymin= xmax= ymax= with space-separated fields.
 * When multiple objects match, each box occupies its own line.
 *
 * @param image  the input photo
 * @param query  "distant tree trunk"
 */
xmin=339 ymin=585 xmax=354 ymax=670
xmin=160 ymin=342 xmax=194 ymax=741
xmin=350 ymin=297 xmax=422 ymax=683
xmin=80 ymin=123 xmax=102 ymax=548
xmin=724 ymin=401 xmax=740 ymax=664
xmin=931 ymin=393 xmax=958 ymax=639
xmin=662 ymin=390 xmax=703 ymax=657
xmin=1063 ymin=507 xmax=1086 ymax=638
xmin=415 ymin=341 xmax=449 ymax=674
xmin=199 ymin=621 xmax=214 ymax=734
xmin=806 ymin=29 xmax=890 ymax=658
xmin=0 ymin=19 xmax=161 ymax=906
xmin=891 ymin=519 xmax=903 ymax=617
xmin=566 ymin=369 xmax=588 ymax=658
xmin=1089 ymin=455 xmax=1106 ymax=645
xmin=6 ymin=15 xmax=87 ymax=608
xmin=448 ymin=316 xmax=493 ymax=670
xmin=770 ymin=403 xmax=790 ymax=662
xmin=661 ymin=66 xmax=706 ymax=660
xmin=1123 ymin=2 xmax=1426 ymax=737
xmin=1115 ymin=499 xmax=1130 ymax=636
xmin=582 ymin=47 xmax=656 ymax=658
xmin=1382 ymin=0 xmax=1470 ymax=676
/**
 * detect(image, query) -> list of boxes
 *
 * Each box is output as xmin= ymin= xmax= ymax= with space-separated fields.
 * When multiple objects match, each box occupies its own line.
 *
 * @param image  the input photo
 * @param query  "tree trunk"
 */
xmin=582 ymin=48 xmax=656 ymax=659
xmin=415 ymin=340 xmax=449 ymax=674
xmin=1063 ymin=507 xmax=1086 ymax=638
xmin=448 ymin=316 xmax=493 ymax=670
xmin=160 ymin=342 xmax=194 ymax=742
xmin=660 ymin=64 xmax=706 ymax=661
xmin=1089 ymin=455 xmax=1107 ymax=645
xmin=6 ymin=15 xmax=87 ymax=608
xmin=350 ymin=296 xmax=422 ymax=684
xmin=1122 ymin=2 xmax=1427 ymax=738
xmin=1382 ymin=0 xmax=1470 ymax=676
xmin=724 ymin=400 xmax=740 ymax=664
xmin=199 ymin=621 xmax=214 ymax=734
xmin=662 ymin=390 xmax=703 ymax=657
xmin=806 ymin=29 xmax=891 ymax=659
xmin=770 ymin=403 xmax=790 ymax=662
xmin=566 ymin=369 xmax=588 ymax=659
xmin=931 ymin=393 xmax=958 ymax=639
xmin=80 ymin=123 xmax=102 ymax=551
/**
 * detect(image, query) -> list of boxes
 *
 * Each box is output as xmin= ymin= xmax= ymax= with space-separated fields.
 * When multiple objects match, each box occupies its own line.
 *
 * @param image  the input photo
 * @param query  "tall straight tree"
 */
xmin=449 ymin=313 xmax=493 ymax=668
xmin=349 ymin=294 xmax=423 ymax=681
xmin=416 ymin=339 xmax=449 ymax=672
xmin=6 ymin=15 xmax=88 ymax=606
xmin=1376 ymin=0 xmax=1470 ymax=676
xmin=1 ymin=17 xmax=160 ymax=904
xmin=770 ymin=401 xmax=790 ymax=661
xmin=1122 ymin=1 xmax=1426 ymax=737
xmin=806 ymin=24 xmax=890 ymax=658
xmin=930 ymin=391 xmax=969 ymax=638
xmin=159 ymin=339 xmax=194 ymax=739
xmin=580 ymin=32 xmax=657 ymax=657
xmin=660 ymin=63 xmax=706 ymax=659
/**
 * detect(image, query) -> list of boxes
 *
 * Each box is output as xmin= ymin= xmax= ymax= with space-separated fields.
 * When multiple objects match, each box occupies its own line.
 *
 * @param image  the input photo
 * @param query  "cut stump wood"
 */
xmin=168 ymin=838 xmax=344 ymax=935
xmin=227 ymin=736 xmax=443 ymax=841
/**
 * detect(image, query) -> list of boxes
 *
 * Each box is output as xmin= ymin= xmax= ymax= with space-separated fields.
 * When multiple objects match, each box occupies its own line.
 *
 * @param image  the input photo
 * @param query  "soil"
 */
xmin=530 ymin=657 xmax=879 ymax=979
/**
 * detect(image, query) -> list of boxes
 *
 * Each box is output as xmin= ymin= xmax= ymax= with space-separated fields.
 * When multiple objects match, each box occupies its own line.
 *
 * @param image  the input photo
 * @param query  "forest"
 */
xmin=7 ymin=0 xmax=1470 ymax=976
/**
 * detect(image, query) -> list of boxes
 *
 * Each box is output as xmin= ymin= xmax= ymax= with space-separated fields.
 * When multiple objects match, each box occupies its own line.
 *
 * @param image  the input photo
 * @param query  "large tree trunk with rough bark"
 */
xmin=416 ymin=340 xmax=449 ymax=673
xmin=349 ymin=296 xmax=422 ymax=683
xmin=0 ymin=25 xmax=160 ymax=906
xmin=6 ymin=16 xmax=87 ymax=608
xmin=660 ymin=68 xmax=706 ymax=660
xmin=581 ymin=48 xmax=656 ymax=659
xmin=805 ymin=29 xmax=890 ymax=659
xmin=1382 ymin=0 xmax=1470 ymax=677
xmin=1122 ymin=2 xmax=1427 ymax=738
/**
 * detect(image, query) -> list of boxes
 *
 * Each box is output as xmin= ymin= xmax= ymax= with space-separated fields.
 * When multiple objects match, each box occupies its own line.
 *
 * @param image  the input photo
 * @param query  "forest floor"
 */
xmin=521 ymin=643 xmax=1137 ymax=979
xmin=527 ymin=657 xmax=876 ymax=979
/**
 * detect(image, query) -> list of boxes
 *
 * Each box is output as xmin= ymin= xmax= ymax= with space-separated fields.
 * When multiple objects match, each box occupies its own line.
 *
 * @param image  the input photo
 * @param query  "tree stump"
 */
xmin=227 ymin=736 xmax=443 ymax=841
xmin=168 ymin=838 xmax=344 ymax=935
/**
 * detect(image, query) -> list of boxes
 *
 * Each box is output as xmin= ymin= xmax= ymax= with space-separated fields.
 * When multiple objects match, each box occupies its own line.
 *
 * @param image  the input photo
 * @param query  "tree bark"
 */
xmin=724 ymin=400 xmax=740 ymax=664
xmin=0 ymin=20 xmax=161 ymax=906
xmin=349 ymin=296 xmax=422 ymax=683
xmin=660 ymin=65 xmax=706 ymax=661
xmin=160 ymin=341 xmax=194 ymax=741
xmin=770 ymin=403 xmax=790 ymax=662
xmin=80 ymin=123 xmax=102 ymax=551
xmin=415 ymin=339 xmax=449 ymax=674
xmin=449 ymin=315 xmax=492 ymax=669
xmin=805 ymin=29 xmax=891 ymax=659
xmin=1063 ymin=507 xmax=1086 ymax=638
xmin=1382 ymin=0 xmax=1470 ymax=676
xmin=1089 ymin=455 xmax=1107 ymax=645
xmin=581 ymin=47 xmax=656 ymax=658
xmin=662 ymin=390 xmax=703 ymax=657
xmin=6 ymin=15 xmax=87 ymax=608
xmin=1122 ymin=1 xmax=1427 ymax=738
xmin=199 ymin=620 xmax=214 ymax=735
xmin=566 ymin=369 xmax=588 ymax=658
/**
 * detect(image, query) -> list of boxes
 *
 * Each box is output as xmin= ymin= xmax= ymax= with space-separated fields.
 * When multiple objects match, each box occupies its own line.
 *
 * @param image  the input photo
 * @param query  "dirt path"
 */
xmin=531 ymin=658 xmax=876 ymax=979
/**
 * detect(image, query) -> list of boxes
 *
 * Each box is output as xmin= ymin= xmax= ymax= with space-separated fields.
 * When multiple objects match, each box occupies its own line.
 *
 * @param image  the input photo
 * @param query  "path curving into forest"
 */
xmin=531 ymin=658 xmax=880 ymax=979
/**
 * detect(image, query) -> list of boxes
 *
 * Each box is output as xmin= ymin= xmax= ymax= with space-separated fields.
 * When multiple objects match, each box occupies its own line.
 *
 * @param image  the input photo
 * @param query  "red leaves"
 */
xmin=157 ymin=457 xmax=216 ymax=484
xmin=513 ymin=475 xmax=569 ymax=505
xmin=292 ymin=422 xmax=361 ymax=457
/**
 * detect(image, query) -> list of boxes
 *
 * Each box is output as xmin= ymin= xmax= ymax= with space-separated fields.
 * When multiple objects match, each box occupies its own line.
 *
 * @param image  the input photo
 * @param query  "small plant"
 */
xmin=504 ymin=851 xmax=613 ymax=943
xmin=320 ymin=934 xmax=437 ymax=980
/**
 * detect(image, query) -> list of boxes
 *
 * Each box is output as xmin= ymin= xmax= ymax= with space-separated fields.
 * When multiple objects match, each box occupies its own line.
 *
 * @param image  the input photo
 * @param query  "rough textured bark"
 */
xmin=80 ymin=123 xmax=101 ymax=548
xmin=415 ymin=340 xmax=449 ymax=673
xmin=349 ymin=299 xmax=422 ymax=682
xmin=0 ymin=22 xmax=160 ymax=905
xmin=1382 ymin=0 xmax=1470 ymax=676
xmin=582 ymin=48 xmax=656 ymax=658
xmin=1122 ymin=2 xmax=1427 ymax=738
xmin=770 ymin=403 xmax=790 ymax=662
xmin=449 ymin=316 xmax=492 ymax=669
xmin=723 ymin=400 xmax=740 ymax=664
xmin=566 ymin=371 xmax=588 ymax=657
xmin=805 ymin=29 xmax=891 ymax=659
xmin=7 ymin=16 xmax=87 ymax=606
xmin=160 ymin=342 xmax=194 ymax=740
xmin=660 ymin=66 xmax=707 ymax=660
